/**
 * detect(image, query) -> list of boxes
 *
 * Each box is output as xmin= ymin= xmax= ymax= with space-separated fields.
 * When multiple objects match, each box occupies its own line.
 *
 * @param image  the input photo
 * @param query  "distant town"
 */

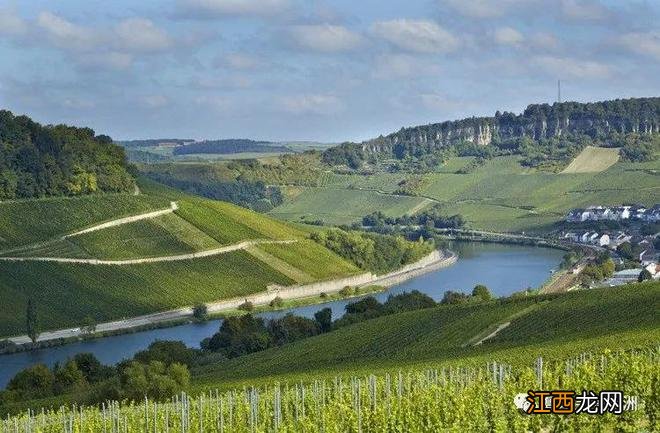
xmin=563 ymin=204 xmax=660 ymax=286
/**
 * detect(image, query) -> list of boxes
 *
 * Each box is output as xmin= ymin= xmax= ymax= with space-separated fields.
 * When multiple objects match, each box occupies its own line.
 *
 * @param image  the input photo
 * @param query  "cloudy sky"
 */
xmin=0 ymin=0 xmax=658 ymax=142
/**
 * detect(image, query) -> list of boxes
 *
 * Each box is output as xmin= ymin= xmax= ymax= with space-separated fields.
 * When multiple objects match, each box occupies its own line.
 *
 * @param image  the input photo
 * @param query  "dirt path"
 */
xmin=64 ymin=201 xmax=178 ymax=239
xmin=472 ymin=322 xmax=511 ymax=346
xmin=0 ymin=239 xmax=297 ymax=265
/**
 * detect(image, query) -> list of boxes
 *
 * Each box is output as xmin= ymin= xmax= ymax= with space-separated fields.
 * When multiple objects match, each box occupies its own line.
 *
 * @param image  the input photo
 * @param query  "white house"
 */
xmin=644 ymin=263 xmax=660 ymax=279
xmin=598 ymin=234 xmax=610 ymax=247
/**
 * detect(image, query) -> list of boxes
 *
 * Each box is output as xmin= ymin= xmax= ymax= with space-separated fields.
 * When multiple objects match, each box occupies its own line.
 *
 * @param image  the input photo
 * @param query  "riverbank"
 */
xmin=2 ymin=249 xmax=456 ymax=351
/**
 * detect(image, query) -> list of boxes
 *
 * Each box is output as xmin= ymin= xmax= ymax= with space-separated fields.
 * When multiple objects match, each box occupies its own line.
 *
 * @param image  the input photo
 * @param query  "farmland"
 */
xmin=269 ymin=188 xmax=429 ymax=225
xmin=4 ymin=348 xmax=658 ymax=432
xmin=0 ymin=194 xmax=168 ymax=251
xmin=0 ymin=251 xmax=293 ymax=336
xmin=194 ymin=281 xmax=660 ymax=387
xmin=267 ymin=155 xmax=660 ymax=232
xmin=561 ymin=146 xmax=620 ymax=173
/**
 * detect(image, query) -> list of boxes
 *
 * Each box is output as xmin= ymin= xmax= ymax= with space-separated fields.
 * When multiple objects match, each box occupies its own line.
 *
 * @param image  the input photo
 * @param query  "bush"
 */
xmin=238 ymin=301 xmax=254 ymax=312
xmin=133 ymin=341 xmax=198 ymax=367
xmin=267 ymin=314 xmax=320 ymax=346
xmin=472 ymin=285 xmax=492 ymax=301
xmin=314 ymin=308 xmax=332 ymax=333
xmin=269 ymin=296 xmax=284 ymax=308
xmin=339 ymin=286 xmax=355 ymax=297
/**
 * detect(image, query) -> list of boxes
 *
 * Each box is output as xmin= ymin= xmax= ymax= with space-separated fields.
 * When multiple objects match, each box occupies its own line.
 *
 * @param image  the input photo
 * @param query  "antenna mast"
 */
xmin=557 ymin=80 xmax=561 ymax=104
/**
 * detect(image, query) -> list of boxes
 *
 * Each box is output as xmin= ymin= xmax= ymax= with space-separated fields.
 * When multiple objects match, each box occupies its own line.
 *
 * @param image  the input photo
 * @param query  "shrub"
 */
xmin=269 ymin=296 xmax=284 ymax=308
xmin=238 ymin=301 xmax=254 ymax=312
xmin=192 ymin=304 xmax=208 ymax=320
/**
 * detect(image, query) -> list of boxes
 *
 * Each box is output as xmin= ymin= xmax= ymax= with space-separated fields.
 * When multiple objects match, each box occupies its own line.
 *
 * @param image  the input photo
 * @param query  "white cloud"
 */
xmin=370 ymin=19 xmax=458 ymax=54
xmin=115 ymin=18 xmax=171 ymax=52
xmin=560 ymin=0 xmax=610 ymax=21
xmin=530 ymin=33 xmax=560 ymax=51
xmin=37 ymin=11 xmax=97 ymax=51
xmin=280 ymin=94 xmax=343 ymax=115
xmin=372 ymin=54 xmax=442 ymax=79
xmin=494 ymin=27 xmax=524 ymax=45
xmin=616 ymin=32 xmax=660 ymax=62
xmin=532 ymin=55 xmax=612 ymax=78
xmin=141 ymin=95 xmax=169 ymax=108
xmin=177 ymin=0 xmax=290 ymax=17
xmin=224 ymin=53 xmax=259 ymax=69
xmin=441 ymin=0 xmax=534 ymax=19
xmin=0 ymin=8 xmax=27 ymax=36
xmin=289 ymin=24 xmax=362 ymax=53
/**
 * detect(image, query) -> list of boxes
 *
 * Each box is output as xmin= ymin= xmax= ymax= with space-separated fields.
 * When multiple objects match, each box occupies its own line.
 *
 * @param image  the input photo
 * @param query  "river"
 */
xmin=0 ymin=242 xmax=563 ymax=388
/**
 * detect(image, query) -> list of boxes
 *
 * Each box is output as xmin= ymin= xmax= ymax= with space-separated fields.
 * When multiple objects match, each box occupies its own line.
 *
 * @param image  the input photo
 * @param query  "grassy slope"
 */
xmin=258 ymin=239 xmax=360 ymax=280
xmin=0 ymin=194 xmax=168 ymax=251
xmin=67 ymin=213 xmax=220 ymax=259
xmin=269 ymin=188 xmax=428 ymax=225
xmin=0 ymin=179 xmax=360 ymax=336
xmin=269 ymin=155 xmax=659 ymax=232
xmin=0 ymin=251 xmax=293 ymax=336
xmin=193 ymin=282 xmax=660 ymax=389
xmin=561 ymin=146 xmax=620 ymax=173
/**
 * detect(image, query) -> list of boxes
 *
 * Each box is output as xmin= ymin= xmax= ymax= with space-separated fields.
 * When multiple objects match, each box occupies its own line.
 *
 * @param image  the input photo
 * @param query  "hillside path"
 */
xmin=63 ymin=201 xmax=178 ymax=239
xmin=0 ymin=239 xmax=297 ymax=265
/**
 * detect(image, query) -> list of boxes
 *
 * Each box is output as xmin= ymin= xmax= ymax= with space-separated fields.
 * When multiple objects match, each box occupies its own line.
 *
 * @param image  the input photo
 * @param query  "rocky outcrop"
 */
xmin=361 ymin=97 xmax=660 ymax=153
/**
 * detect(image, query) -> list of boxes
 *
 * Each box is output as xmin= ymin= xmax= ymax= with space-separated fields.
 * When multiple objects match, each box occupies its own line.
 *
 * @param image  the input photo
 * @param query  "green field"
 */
xmin=269 ymin=187 xmax=429 ymax=225
xmin=258 ymin=239 xmax=360 ymax=280
xmin=270 ymin=155 xmax=659 ymax=232
xmin=561 ymin=146 xmax=620 ymax=173
xmin=0 ymin=194 xmax=168 ymax=251
xmin=0 ymin=251 xmax=294 ymax=336
xmin=194 ymin=282 xmax=660 ymax=388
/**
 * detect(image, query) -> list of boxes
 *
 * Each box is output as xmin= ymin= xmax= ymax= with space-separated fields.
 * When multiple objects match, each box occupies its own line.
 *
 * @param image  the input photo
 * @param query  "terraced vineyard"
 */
xmin=0 ymin=194 xmax=168 ymax=251
xmin=194 ymin=282 xmax=660 ymax=388
xmin=0 ymin=251 xmax=293 ymax=335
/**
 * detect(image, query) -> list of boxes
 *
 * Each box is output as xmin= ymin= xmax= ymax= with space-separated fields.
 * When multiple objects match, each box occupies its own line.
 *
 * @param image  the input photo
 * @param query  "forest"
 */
xmin=172 ymin=139 xmax=290 ymax=155
xmin=0 ymin=110 xmax=134 ymax=199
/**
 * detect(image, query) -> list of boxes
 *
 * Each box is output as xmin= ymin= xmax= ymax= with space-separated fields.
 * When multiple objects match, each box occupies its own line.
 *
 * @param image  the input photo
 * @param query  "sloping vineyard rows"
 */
xmin=3 ymin=348 xmax=658 ymax=432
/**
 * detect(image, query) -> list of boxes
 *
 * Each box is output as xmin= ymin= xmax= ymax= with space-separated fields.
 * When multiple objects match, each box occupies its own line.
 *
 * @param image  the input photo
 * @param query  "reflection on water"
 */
xmin=0 ymin=242 xmax=562 ymax=388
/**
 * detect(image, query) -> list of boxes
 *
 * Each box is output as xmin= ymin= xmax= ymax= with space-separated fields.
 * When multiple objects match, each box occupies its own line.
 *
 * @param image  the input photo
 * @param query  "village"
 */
xmin=563 ymin=204 xmax=660 ymax=285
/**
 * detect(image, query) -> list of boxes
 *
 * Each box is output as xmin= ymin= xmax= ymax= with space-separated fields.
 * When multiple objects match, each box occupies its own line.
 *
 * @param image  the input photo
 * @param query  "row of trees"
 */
xmin=1 ymin=341 xmax=193 ymax=409
xmin=362 ymin=209 xmax=464 ymax=230
xmin=0 ymin=110 xmax=134 ymax=199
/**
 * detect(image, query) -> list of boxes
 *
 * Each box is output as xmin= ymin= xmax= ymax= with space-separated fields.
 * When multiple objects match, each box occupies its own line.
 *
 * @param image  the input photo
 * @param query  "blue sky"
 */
xmin=0 ymin=0 xmax=658 ymax=142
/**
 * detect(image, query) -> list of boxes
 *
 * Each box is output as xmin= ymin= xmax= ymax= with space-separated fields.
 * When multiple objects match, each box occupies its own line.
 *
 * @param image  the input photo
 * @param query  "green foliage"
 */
xmin=618 ymin=133 xmax=659 ymax=162
xmin=0 ymin=110 xmax=134 ymax=199
xmin=25 ymin=298 xmax=38 ymax=344
xmin=3 ymin=349 xmax=659 ymax=432
xmin=267 ymin=314 xmax=319 ymax=346
xmin=133 ymin=341 xmax=198 ymax=367
xmin=115 ymin=361 xmax=190 ymax=402
xmin=472 ymin=284 xmax=492 ymax=301
xmin=6 ymin=365 xmax=54 ymax=400
xmin=314 ymin=308 xmax=332 ymax=333
xmin=310 ymin=229 xmax=433 ymax=274
xmin=321 ymin=142 xmax=365 ymax=168
xmin=193 ymin=304 xmax=208 ymax=321
xmin=639 ymin=268 xmax=653 ymax=282
xmin=202 ymin=314 xmax=270 ymax=357
xmin=172 ymin=139 xmax=289 ymax=155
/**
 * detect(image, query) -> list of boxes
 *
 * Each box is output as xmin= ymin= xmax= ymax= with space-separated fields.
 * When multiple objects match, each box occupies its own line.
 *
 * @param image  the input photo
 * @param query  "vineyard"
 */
xmin=194 ymin=282 xmax=660 ymax=387
xmin=0 ymin=194 xmax=168 ymax=251
xmin=0 ymin=251 xmax=294 ymax=336
xmin=3 ymin=348 xmax=658 ymax=432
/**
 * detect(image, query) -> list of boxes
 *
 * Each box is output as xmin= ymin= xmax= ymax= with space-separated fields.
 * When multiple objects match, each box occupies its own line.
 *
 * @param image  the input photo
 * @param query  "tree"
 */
xmin=53 ymin=360 xmax=86 ymax=394
xmin=267 ymin=314 xmax=319 ymax=346
xmin=203 ymin=315 xmax=270 ymax=357
xmin=26 ymin=298 xmax=39 ymax=344
xmin=72 ymin=353 xmax=113 ymax=383
xmin=472 ymin=285 xmax=492 ymax=301
xmin=638 ymin=269 xmax=653 ymax=282
xmin=133 ymin=340 xmax=197 ymax=367
xmin=383 ymin=290 xmax=436 ymax=313
xmin=6 ymin=364 xmax=54 ymax=399
xmin=440 ymin=290 xmax=470 ymax=305
xmin=192 ymin=304 xmax=208 ymax=321
xmin=314 ymin=308 xmax=332 ymax=333
xmin=81 ymin=316 xmax=96 ymax=335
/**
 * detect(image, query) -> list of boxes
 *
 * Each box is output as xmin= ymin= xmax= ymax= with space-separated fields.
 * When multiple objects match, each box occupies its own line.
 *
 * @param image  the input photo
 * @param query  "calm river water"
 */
xmin=0 ymin=242 xmax=563 ymax=388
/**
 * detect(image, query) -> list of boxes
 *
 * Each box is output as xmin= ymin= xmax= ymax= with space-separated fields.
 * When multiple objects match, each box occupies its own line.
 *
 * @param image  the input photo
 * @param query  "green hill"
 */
xmin=193 ymin=281 xmax=660 ymax=389
xmin=0 ymin=180 xmax=360 ymax=337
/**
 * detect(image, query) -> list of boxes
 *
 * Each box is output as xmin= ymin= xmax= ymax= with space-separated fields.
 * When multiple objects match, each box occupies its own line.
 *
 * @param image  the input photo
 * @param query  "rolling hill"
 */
xmin=0 ymin=180 xmax=360 ymax=337
xmin=193 ymin=281 xmax=660 ymax=389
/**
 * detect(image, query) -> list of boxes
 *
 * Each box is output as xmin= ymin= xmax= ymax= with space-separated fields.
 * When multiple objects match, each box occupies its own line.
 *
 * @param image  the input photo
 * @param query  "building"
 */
xmin=644 ymin=263 xmax=660 ymax=279
xmin=598 ymin=234 xmax=610 ymax=247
